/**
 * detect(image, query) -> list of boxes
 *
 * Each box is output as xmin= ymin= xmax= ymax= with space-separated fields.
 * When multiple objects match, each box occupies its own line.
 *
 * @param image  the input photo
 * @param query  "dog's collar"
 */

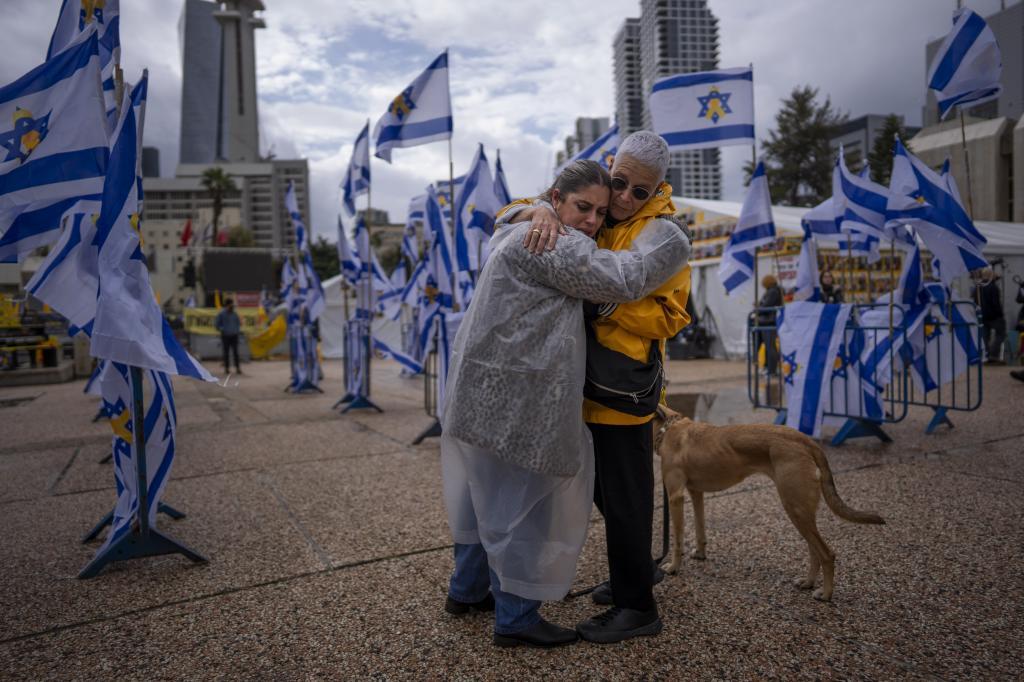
xmin=655 ymin=414 xmax=684 ymax=449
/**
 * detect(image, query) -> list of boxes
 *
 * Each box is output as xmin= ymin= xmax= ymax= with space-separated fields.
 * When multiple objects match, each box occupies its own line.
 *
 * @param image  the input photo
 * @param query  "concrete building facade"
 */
xmin=613 ymin=18 xmax=644 ymax=136
xmin=636 ymin=0 xmax=722 ymax=199
xmin=830 ymin=114 xmax=920 ymax=172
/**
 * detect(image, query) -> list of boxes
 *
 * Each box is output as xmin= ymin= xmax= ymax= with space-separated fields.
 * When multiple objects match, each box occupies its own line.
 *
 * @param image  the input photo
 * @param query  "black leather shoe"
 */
xmin=577 ymin=606 xmax=663 ymax=644
xmin=493 ymin=619 xmax=579 ymax=648
xmin=445 ymin=592 xmax=495 ymax=616
xmin=591 ymin=565 xmax=666 ymax=605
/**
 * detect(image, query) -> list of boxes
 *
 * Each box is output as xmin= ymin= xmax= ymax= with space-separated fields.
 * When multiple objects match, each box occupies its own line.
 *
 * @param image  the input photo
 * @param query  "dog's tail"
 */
xmin=808 ymin=441 xmax=885 ymax=525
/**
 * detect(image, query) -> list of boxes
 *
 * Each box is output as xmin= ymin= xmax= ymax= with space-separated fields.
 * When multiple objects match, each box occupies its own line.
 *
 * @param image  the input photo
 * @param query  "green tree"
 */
xmin=200 ymin=167 xmax=237 ymax=246
xmin=309 ymin=235 xmax=339 ymax=282
xmin=867 ymin=114 xmax=909 ymax=186
xmin=748 ymin=86 xmax=847 ymax=206
xmin=226 ymin=225 xmax=253 ymax=247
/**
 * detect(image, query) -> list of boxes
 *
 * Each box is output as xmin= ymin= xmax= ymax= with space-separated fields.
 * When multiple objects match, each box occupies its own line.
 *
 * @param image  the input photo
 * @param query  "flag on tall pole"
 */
xmin=649 ymin=67 xmax=755 ymax=150
xmin=718 ymin=161 xmax=775 ymax=295
xmin=0 ymin=32 xmax=108 ymax=262
xmin=556 ymin=123 xmax=620 ymax=174
xmin=926 ymin=7 xmax=1003 ymax=120
xmin=341 ymin=121 xmax=370 ymax=222
xmin=454 ymin=143 xmax=500 ymax=274
xmin=494 ymin=150 xmax=512 ymax=206
xmin=47 ymin=0 xmax=120 ymax=119
xmin=373 ymin=50 xmax=453 ymax=163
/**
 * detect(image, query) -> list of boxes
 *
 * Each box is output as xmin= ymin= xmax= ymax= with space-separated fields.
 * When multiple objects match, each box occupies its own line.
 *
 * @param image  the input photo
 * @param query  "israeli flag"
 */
xmin=372 ymin=335 xmax=423 ymax=374
xmin=792 ymin=228 xmax=821 ymax=302
xmin=424 ymin=184 xmax=455 ymax=313
xmin=286 ymin=182 xmax=309 ymax=255
xmin=927 ymin=8 xmax=1003 ymax=120
xmin=0 ymin=33 xmax=108 ymax=261
xmin=300 ymin=253 xmax=325 ymax=322
xmin=48 ymin=0 xmax=120 ymax=119
xmin=556 ymin=123 xmax=620 ymax=174
xmin=373 ymin=50 xmax=453 ymax=163
xmin=89 ymin=78 xmax=213 ymax=382
xmin=341 ymin=121 xmax=370 ymax=219
xmin=778 ymin=301 xmax=853 ymax=438
xmin=494 ymin=151 xmax=512 ymax=206
xmin=649 ymin=67 xmax=754 ymax=150
xmin=401 ymin=194 xmax=423 ymax=265
xmin=336 ymin=215 xmax=361 ymax=285
xmin=718 ymin=161 xmax=775 ymax=295
xmin=832 ymin=147 xmax=890 ymax=241
xmin=279 ymin=258 xmax=296 ymax=302
xmin=887 ymin=139 xmax=986 ymax=285
xmin=908 ymin=289 xmax=981 ymax=392
xmin=91 ymin=362 xmax=179 ymax=551
xmin=455 ymin=143 xmax=501 ymax=274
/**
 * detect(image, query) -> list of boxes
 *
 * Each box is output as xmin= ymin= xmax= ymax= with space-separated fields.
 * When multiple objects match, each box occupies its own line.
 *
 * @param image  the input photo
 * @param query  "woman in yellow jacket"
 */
xmin=502 ymin=131 xmax=691 ymax=643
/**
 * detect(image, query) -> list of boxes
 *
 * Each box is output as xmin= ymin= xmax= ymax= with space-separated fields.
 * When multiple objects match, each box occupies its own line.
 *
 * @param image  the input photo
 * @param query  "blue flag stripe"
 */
xmin=0 ymin=148 xmax=107 ymax=199
xmin=0 ymin=33 xmax=98 ymax=104
xmin=375 ymin=116 xmax=453 ymax=146
xmin=798 ymin=305 xmax=842 ymax=435
xmin=660 ymin=124 xmax=755 ymax=148
xmin=728 ymin=221 xmax=775 ymax=247
xmin=928 ymin=10 xmax=987 ymax=91
xmin=652 ymin=69 xmax=752 ymax=92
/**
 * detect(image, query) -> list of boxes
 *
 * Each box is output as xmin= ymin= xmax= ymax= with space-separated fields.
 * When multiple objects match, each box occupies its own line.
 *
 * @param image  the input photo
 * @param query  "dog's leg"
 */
xmin=690 ymin=491 xmax=707 ymax=560
xmin=662 ymin=469 xmax=687 ymax=574
xmin=774 ymin=473 xmax=836 ymax=602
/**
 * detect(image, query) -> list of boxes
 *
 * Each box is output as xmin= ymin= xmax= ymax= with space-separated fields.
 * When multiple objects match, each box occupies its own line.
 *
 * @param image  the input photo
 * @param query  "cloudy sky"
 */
xmin=1 ymin=0 xmax=1011 ymax=241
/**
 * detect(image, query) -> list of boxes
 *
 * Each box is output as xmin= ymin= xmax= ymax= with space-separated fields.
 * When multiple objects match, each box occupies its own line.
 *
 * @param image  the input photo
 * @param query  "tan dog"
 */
xmin=653 ymin=405 xmax=884 ymax=601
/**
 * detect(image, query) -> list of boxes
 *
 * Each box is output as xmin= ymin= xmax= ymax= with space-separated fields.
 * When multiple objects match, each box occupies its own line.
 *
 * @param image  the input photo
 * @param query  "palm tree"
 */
xmin=200 ymin=167 xmax=237 ymax=246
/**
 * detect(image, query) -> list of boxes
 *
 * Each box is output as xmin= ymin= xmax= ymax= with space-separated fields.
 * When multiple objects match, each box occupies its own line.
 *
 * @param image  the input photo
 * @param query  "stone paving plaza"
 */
xmin=1 ymin=357 xmax=1022 ymax=679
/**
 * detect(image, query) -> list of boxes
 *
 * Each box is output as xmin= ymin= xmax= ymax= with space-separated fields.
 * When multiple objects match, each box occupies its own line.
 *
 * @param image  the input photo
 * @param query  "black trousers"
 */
xmin=587 ymin=420 xmax=656 ymax=611
xmin=221 ymin=334 xmax=241 ymax=372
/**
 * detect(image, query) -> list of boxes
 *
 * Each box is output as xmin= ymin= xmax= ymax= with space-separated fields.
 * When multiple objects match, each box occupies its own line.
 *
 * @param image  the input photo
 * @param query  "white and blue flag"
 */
xmin=907 ymin=285 xmax=981 ymax=392
xmin=371 ymin=335 xmax=422 ymax=375
xmin=89 ymin=77 xmax=213 ymax=381
xmin=650 ymin=67 xmax=755 ymax=151
xmin=341 ymin=121 xmax=370 ymax=220
xmin=337 ymin=215 xmax=361 ymax=285
xmin=455 ymin=143 xmax=501 ymax=274
xmin=47 ymin=0 xmax=120 ymax=120
xmin=494 ymin=150 xmax=512 ymax=206
xmin=89 ymin=361 xmax=179 ymax=551
xmin=557 ymin=123 xmax=619 ymax=174
xmin=886 ymin=139 xmax=986 ymax=285
xmin=401 ymin=194 xmax=424 ymax=265
xmin=286 ymin=182 xmax=309 ymax=255
xmin=927 ymin=7 xmax=1003 ymax=120
xmin=373 ymin=50 xmax=452 ymax=163
xmin=0 ymin=32 xmax=108 ymax=261
xmin=792 ymin=227 xmax=821 ymax=303
xmin=718 ymin=161 xmax=775 ymax=295
xmin=778 ymin=301 xmax=853 ymax=438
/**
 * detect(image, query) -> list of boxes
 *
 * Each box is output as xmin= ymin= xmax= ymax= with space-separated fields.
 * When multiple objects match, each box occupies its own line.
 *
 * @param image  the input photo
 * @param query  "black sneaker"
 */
xmin=591 ymin=565 xmax=666 ymax=605
xmin=493 ymin=618 xmax=579 ymax=648
xmin=576 ymin=606 xmax=663 ymax=644
xmin=445 ymin=592 xmax=495 ymax=616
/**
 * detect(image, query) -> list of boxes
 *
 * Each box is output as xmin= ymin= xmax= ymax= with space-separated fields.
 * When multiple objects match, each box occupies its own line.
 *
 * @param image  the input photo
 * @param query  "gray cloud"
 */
xmin=1 ymin=0 xmax=1005 ymax=241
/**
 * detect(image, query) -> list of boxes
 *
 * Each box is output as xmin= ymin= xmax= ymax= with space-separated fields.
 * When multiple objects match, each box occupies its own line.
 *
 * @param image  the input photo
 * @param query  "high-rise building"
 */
xmin=613 ymin=19 xmax=643 ymax=135
xmin=637 ymin=0 xmax=721 ymax=199
xmin=575 ymin=117 xmax=611 ymax=150
xmin=922 ymin=1 xmax=1023 ymax=128
xmin=829 ymin=114 xmax=920 ymax=172
xmin=179 ymin=0 xmax=265 ymax=164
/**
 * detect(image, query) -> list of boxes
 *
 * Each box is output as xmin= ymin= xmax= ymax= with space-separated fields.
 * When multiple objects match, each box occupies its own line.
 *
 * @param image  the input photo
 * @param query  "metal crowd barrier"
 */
xmin=746 ymin=301 xmax=983 ymax=445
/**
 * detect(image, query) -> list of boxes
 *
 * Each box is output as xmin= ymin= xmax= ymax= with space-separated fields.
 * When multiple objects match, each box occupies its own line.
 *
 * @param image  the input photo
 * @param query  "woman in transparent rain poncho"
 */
xmin=441 ymin=160 xmax=691 ymax=648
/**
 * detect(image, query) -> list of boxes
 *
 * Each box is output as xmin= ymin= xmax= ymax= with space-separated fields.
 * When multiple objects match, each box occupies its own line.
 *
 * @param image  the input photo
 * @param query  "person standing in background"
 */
xmin=215 ymin=298 xmax=243 ymax=375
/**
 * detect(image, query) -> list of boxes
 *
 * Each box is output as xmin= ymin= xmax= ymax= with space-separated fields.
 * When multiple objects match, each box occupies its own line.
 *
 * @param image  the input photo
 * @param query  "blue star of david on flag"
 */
xmin=782 ymin=351 xmax=798 ymax=385
xmin=0 ymin=109 xmax=51 ymax=163
xmin=697 ymin=87 xmax=732 ymax=124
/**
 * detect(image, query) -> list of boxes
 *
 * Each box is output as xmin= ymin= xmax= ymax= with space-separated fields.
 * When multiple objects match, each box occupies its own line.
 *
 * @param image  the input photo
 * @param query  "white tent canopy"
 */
xmin=674 ymin=196 xmax=1024 ymax=359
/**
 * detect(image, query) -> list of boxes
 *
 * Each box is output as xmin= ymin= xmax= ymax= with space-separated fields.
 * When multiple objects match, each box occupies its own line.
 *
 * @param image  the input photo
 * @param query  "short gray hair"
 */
xmin=616 ymin=130 xmax=670 ymax=183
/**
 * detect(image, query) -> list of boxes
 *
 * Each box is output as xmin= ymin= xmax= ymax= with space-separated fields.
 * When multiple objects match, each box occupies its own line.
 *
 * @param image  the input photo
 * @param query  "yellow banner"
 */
xmin=183 ymin=308 xmax=264 ymax=336
xmin=0 ymin=295 xmax=19 ymax=328
xmin=248 ymin=314 xmax=287 ymax=359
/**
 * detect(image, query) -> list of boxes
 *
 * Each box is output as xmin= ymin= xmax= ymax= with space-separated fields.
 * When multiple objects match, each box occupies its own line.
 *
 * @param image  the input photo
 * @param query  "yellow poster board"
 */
xmin=0 ymin=295 xmax=20 ymax=328
xmin=183 ymin=308 xmax=264 ymax=336
xmin=248 ymin=314 xmax=287 ymax=359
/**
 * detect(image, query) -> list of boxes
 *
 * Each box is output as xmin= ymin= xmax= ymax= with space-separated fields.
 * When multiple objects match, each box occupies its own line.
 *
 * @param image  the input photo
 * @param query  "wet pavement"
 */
xmin=0 ymin=358 xmax=1021 ymax=679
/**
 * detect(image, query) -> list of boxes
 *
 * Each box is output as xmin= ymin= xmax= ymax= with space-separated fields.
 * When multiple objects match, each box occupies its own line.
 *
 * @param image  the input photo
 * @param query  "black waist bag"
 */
xmin=583 ymin=324 xmax=663 ymax=417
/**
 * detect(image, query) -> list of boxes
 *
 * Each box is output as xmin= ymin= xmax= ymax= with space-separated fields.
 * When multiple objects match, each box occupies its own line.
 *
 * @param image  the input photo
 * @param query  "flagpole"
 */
xmin=751 ymin=144 xmax=759 ymax=311
xmin=448 ymin=137 xmax=458 ymax=311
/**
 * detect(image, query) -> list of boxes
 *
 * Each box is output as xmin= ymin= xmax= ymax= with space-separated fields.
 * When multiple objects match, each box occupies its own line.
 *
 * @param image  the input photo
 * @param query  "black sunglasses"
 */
xmin=611 ymin=176 xmax=651 ymax=201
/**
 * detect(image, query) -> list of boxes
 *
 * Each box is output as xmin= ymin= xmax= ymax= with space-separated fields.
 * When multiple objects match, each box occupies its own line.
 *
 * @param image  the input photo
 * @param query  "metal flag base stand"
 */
xmin=78 ymin=366 xmax=207 ymax=579
xmin=81 ymin=502 xmax=186 ymax=544
xmin=412 ymin=419 xmax=442 ymax=444
xmin=287 ymin=382 xmax=324 ymax=394
xmin=831 ymin=417 xmax=893 ymax=446
xmin=341 ymin=395 xmax=382 ymax=414
xmin=332 ymin=393 xmax=355 ymax=408
xmin=924 ymin=406 xmax=954 ymax=434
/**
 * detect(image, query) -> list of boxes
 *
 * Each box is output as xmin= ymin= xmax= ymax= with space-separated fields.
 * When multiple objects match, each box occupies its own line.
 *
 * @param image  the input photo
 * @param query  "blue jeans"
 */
xmin=448 ymin=543 xmax=541 ymax=635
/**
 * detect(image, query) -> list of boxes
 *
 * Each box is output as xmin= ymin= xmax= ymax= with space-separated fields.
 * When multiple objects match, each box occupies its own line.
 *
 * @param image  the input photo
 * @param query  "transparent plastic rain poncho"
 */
xmin=441 ymin=218 xmax=690 ymax=600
